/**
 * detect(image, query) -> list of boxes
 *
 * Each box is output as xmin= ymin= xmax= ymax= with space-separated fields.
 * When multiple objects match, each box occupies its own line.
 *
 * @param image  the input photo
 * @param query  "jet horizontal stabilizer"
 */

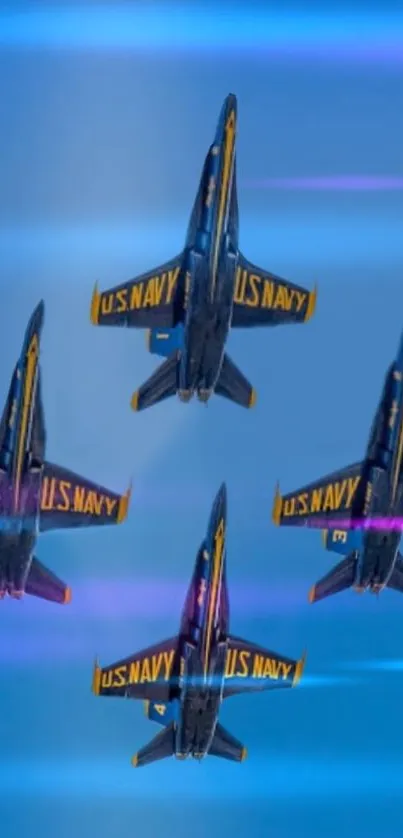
xmin=131 ymin=353 xmax=179 ymax=412
xmin=146 ymin=325 xmax=184 ymax=358
xmin=132 ymin=722 xmax=175 ymax=768
xmin=144 ymin=700 xmax=178 ymax=727
xmin=208 ymin=722 xmax=247 ymax=763
xmin=214 ymin=353 xmax=256 ymax=409
xmin=25 ymin=557 xmax=71 ymax=605
xmin=322 ymin=528 xmax=362 ymax=556
xmin=309 ymin=554 xmax=356 ymax=604
xmin=386 ymin=555 xmax=403 ymax=594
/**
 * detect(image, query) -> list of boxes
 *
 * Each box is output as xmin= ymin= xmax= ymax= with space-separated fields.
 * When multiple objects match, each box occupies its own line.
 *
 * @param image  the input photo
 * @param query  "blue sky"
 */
xmin=1 ymin=2 xmax=403 ymax=837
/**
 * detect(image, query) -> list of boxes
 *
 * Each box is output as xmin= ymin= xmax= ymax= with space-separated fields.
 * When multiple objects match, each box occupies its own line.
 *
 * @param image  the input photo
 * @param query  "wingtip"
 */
xmin=248 ymin=388 xmax=257 ymax=408
xmin=241 ymin=746 xmax=248 ymax=762
xmin=271 ymin=482 xmax=282 ymax=525
xmin=92 ymin=658 xmax=101 ymax=695
xmin=90 ymin=282 xmax=101 ymax=325
xmin=131 ymin=753 xmax=139 ymax=768
xmin=308 ymin=585 xmax=316 ymax=604
xmin=293 ymin=650 xmax=307 ymax=686
xmin=63 ymin=586 xmax=72 ymax=605
xmin=117 ymin=480 xmax=132 ymax=524
xmin=131 ymin=390 xmax=139 ymax=412
xmin=304 ymin=283 xmax=317 ymax=322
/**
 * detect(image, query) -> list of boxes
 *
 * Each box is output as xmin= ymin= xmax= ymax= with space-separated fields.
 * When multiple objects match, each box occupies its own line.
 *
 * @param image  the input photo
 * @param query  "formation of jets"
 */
xmin=4 ymin=93 xmax=403 ymax=767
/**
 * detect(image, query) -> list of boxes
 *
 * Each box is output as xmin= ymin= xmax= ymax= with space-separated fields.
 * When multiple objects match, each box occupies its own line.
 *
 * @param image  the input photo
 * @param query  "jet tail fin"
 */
xmin=131 ymin=353 xmax=178 ymax=412
xmin=309 ymin=554 xmax=356 ymax=604
xmin=208 ymin=722 xmax=247 ymax=763
xmin=146 ymin=325 xmax=184 ymax=358
xmin=322 ymin=528 xmax=362 ymax=556
xmin=214 ymin=353 xmax=256 ymax=409
xmin=144 ymin=700 xmax=177 ymax=727
xmin=131 ymin=722 xmax=175 ymax=768
xmin=386 ymin=555 xmax=403 ymax=594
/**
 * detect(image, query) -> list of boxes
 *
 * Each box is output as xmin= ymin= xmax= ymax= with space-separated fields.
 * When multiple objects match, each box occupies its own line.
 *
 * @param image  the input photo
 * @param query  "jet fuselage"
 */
xmin=354 ymin=335 xmax=403 ymax=593
xmin=0 ymin=302 xmax=45 ymax=598
xmin=178 ymin=94 xmax=238 ymax=403
xmin=175 ymin=482 xmax=229 ymax=760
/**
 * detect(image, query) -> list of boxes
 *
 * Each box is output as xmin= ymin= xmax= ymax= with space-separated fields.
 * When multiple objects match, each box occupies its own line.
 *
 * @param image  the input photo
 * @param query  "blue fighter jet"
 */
xmin=90 ymin=93 xmax=317 ymax=411
xmin=272 ymin=329 xmax=403 ymax=603
xmin=0 ymin=302 xmax=131 ymax=604
xmin=92 ymin=483 xmax=305 ymax=766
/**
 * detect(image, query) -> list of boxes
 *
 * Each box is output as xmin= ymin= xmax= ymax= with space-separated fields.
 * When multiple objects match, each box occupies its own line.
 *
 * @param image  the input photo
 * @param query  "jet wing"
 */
xmin=223 ymin=635 xmax=305 ymax=697
xmin=231 ymin=253 xmax=317 ymax=328
xmin=272 ymin=461 xmax=363 ymax=529
xmin=39 ymin=462 xmax=131 ymax=531
xmin=92 ymin=637 xmax=178 ymax=702
xmin=90 ymin=255 xmax=184 ymax=329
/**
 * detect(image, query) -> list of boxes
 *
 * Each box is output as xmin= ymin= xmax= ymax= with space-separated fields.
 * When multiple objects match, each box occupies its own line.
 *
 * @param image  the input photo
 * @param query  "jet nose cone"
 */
xmin=217 ymin=481 xmax=227 ymax=500
xmin=207 ymin=483 xmax=228 ymax=539
xmin=33 ymin=299 xmax=45 ymax=317
xmin=215 ymin=95 xmax=238 ymax=142
xmin=29 ymin=300 xmax=45 ymax=333
xmin=397 ymin=329 xmax=403 ymax=366
xmin=213 ymin=482 xmax=227 ymax=519
xmin=221 ymin=93 xmax=237 ymax=122
xmin=225 ymin=92 xmax=237 ymax=110
xmin=23 ymin=299 xmax=45 ymax=351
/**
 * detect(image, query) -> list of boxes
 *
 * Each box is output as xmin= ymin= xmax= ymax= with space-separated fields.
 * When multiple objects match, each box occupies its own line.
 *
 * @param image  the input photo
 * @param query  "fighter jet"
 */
xmin=90 ymin=93 xmax=317 ymax=412
xmin=0 ymin=301 xmax=131 ymax=603
xmin=92 ymin=482 xmax=305 ymax=767
xmin=272 ymin=328 xmax=403 ymax=603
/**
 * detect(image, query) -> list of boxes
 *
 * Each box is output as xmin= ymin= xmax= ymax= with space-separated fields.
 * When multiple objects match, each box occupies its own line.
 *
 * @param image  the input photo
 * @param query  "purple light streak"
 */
xmin=3 ymin=579 xmax=308 ymax=620
xmin=296 ymin=517 xmax=403 ymax=530
xmin=0 ymin=576 xmax=356 ymax=666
